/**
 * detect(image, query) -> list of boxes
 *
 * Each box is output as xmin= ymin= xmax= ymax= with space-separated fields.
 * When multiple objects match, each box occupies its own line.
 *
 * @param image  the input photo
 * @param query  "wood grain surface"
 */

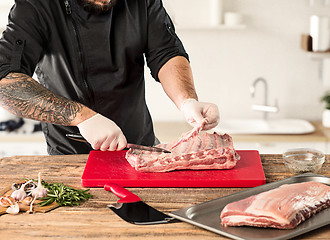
xmin=0 ymin=154 xmax=329 ymax=240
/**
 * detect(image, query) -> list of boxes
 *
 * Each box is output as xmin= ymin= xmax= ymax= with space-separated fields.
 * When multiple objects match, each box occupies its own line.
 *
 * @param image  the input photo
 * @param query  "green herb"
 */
xmin=321 ymin=92 xmax=330 ymax=110
xmin=37 ymin=180 xmax=93 ymax=207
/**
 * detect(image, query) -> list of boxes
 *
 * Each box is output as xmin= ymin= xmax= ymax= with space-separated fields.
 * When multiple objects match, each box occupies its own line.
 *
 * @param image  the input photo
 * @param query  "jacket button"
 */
xmin=16 ymin=39 xmax=23 ymax=45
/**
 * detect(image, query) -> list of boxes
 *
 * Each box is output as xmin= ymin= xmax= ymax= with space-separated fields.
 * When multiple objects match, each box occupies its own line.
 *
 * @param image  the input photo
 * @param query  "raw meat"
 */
xmin=220 ymin=181 xmax=330 ymax=229
xmin=168 ymin=120 xmax=206 ymax=151
xmin=125 ymin=126 xmax=240 ymax=172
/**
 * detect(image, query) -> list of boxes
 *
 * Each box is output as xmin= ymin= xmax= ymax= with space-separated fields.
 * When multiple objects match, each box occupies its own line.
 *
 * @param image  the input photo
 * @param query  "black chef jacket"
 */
xmin=0 ymin=0 xmax=188 ymax=154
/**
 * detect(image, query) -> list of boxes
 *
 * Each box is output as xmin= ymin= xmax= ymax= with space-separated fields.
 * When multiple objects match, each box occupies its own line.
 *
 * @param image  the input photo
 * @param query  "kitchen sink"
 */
xmin=214 ymin=118 xmax=315 ymax=135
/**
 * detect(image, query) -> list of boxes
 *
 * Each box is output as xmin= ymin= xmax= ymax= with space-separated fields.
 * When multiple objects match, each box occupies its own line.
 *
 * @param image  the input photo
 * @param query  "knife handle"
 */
xmin=104 ymin=183 xmax=141 ymax=203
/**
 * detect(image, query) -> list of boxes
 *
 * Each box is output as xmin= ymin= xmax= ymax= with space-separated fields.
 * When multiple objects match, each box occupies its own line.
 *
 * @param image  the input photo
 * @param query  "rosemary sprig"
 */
xmin=37 ymin=180 xmax=93 ymax=207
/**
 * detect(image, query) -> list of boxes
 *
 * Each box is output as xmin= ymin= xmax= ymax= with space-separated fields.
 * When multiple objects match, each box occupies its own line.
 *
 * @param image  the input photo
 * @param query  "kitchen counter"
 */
xmin=154 ymin=121 xmax=330 ymax=154
xmin=229 ymin=121 xmax=330 ymax=143
xmin=154 ymin=121 xmax=329 ymax=143
xmin=0 ymin=154 xmax=329 ymax=239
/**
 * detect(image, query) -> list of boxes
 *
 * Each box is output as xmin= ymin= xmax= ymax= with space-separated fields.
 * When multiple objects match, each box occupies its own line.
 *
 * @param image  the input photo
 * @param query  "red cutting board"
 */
xmin=81 ymin=150 xmax=266 ymax=188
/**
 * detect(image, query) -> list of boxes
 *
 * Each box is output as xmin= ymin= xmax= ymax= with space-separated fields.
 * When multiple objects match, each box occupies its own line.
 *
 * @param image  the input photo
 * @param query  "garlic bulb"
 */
xmin=0 ymin=196 xmax=15 ymax=207
xmin=11 ymin=180 xmax=32 ymax=201
xmin=31 ymin=172 xmax=48 ymax=198
xmin=6 ymin=202 xmax=20 ymax=214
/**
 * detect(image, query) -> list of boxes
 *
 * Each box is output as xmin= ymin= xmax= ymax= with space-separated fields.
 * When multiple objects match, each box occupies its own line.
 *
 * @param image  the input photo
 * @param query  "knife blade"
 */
xmin=66 ymin=133 xmax=171 ymax=153
xmin=125 ymin=143 xmax=171 ymax=153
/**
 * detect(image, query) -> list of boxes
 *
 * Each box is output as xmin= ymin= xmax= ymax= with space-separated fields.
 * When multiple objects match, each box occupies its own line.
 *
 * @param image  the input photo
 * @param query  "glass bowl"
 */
xmin=283 ymin=148 xmax=325 ymax=175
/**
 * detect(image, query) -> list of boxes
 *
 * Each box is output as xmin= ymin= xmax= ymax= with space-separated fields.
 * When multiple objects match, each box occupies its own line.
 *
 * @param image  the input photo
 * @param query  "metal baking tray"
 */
xmin=168 ymin=173 xmax=330 ymax=240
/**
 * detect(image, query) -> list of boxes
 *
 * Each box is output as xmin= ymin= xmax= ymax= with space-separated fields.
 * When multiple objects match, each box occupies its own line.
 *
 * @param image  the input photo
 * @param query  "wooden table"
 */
xmin=0 ymin=154 xmax=329 ymax=239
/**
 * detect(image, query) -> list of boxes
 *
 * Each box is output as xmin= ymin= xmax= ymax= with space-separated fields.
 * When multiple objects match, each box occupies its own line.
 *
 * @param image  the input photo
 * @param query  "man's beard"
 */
xmin=76 ymin=0 xmax=118 ymax=15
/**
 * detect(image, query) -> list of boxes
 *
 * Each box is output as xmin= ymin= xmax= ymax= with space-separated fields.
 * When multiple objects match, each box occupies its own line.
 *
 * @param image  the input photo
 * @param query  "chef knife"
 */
xmin=105 ymin=183 xmax=178 ymax=225
xmin=66 ymin=133 xmax=171 ymax=153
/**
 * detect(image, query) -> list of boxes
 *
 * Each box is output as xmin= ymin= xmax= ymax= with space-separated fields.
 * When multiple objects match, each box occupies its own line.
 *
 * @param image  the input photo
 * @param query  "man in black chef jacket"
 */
xmin=0 ymin=0 xmax=219 ymax=154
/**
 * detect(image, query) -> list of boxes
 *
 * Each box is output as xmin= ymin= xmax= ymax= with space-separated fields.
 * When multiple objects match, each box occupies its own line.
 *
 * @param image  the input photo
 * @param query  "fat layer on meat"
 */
xmin=220 ymin=181 xmax=330 ymax=229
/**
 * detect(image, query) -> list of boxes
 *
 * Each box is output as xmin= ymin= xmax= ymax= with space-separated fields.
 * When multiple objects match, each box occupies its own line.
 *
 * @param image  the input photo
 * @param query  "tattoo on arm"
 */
xmin=0 ymin=73 xmax=82 ymax=125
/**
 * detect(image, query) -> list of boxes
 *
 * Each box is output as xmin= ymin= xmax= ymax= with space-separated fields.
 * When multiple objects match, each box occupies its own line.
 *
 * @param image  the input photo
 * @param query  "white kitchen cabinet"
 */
xmin=0 ymin=133 xmax=47 ymax=157
xmin=234 ymin=141 xmax=327 ymax=154
xmin=0 ymin=141 xmax=47 ymax=157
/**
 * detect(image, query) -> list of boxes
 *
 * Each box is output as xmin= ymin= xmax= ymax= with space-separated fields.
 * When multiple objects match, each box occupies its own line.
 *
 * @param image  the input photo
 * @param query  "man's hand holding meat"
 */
xmin=158 ymin=56 xmax=220 ymax=131
xmin=180 ymin=99 xmax=220 ymax=131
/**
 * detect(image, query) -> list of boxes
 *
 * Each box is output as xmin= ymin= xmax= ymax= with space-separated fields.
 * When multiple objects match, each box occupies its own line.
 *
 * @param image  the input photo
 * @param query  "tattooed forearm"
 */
xmin=0 ymin=72 xmax=83 ymax=125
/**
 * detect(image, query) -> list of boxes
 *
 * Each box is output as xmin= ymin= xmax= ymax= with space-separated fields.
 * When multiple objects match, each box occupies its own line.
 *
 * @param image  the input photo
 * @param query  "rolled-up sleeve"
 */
xmin=0 ymin=0 xmax=47 ymax=80
xmin=145 ymin=0 xmax=189 ymax=82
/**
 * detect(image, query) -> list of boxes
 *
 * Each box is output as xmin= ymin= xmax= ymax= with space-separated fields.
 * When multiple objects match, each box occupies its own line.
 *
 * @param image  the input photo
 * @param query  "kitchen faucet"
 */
xmin=250 ymin=77 xmax=279 ymax=120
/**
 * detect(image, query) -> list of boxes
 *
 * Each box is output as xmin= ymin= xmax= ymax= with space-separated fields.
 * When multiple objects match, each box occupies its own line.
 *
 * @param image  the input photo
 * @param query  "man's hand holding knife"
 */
xmin=77 ymin=113 xmax=127 ymax=151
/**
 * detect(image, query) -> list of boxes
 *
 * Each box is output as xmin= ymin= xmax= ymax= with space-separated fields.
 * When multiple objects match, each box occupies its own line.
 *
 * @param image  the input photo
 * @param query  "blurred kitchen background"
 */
xmin=1 ymin=0 xmax=330 ymax=156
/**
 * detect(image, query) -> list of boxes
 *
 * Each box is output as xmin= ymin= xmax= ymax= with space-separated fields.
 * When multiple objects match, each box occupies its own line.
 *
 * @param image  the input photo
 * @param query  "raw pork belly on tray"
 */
xmin=220 ymin=181 xmax=330 ymax=229
xmin=125 ymin=129 xmax=240 ymax=172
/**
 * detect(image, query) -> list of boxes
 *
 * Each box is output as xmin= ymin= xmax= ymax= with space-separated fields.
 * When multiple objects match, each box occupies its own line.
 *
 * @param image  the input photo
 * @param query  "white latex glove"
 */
xmin=180 ymin=98 xmax=220 ymax=130
xmin=77 ymin=114 xmax=127 ymax=151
